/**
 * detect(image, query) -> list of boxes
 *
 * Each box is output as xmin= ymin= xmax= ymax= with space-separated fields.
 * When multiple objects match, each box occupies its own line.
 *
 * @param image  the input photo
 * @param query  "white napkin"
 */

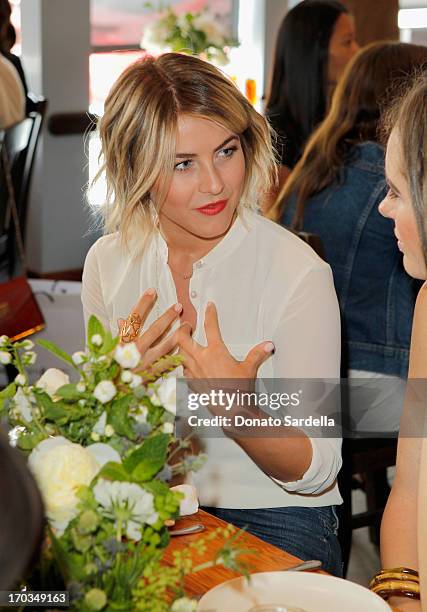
xmin=170 ymin=484 xmax=199 ymax=516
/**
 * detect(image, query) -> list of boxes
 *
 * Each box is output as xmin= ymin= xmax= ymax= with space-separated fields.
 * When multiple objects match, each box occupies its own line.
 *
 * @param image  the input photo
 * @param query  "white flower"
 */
xmin=21 ymin=340 xmax=34 ymax=350
xmin=91 ymin=334 xmax=103 ymax=346
xmin=23 ymin=351 xmax=36 ymax=365
xmin=171 ymin=597 xmax=198 ymax=612
xmin=8 ymin=425 xmax=26 ymax=447
xmin=176 ymin=13 xmax=191 ymax=36
xmin=170 ymin=484 xmax=199 ymax=516
xmin=93 ymin=380 xmax=117 ymax=404
xmin=134 ymin=405 xmax=148 ymax=424
xmin=0 ymin=335 xmax=9 ymax=346
xmin=129 ymin=373 xmax=142 ymax=389
xmin=105 ymin=424 xmax=115 ymax=437
xmin=162 ymin=422 xmax=174 ymax=434
xmin=13 ymin=387 xmax=33 ymax=421
xmin=72 ymin=351 xmax=86 ymax=365
xmin=121 ymin=370 xmax=133 ymax=383
xmin=76 ymin=382 xmax=86 ymax=393
xmin=36 ymin=368 xmax=70 ymax=398
xmin=14 ymin=374 xmax=26 ymax=386
xmin=0 ymin=351 xmax=11 ymax=365
xmin=92 ymin=411 xmax=107 ymax=436
xmin=28 ymin=437 xmax=120 ymax=534
xmin=193 ymin=12 xmax=227 ymax=46
xmin=93 ymin=480 xmax=158 ymax=540
xmin=151 ymin=376 xmax=176 ymax=414
xmin=114 ymin=343 xmax=141 ymax=369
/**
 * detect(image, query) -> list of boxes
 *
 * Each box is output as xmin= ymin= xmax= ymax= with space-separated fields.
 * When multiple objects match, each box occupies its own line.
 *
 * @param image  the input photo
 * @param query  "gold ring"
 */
xmin=120 ymin=312 xmax=142 ymax=343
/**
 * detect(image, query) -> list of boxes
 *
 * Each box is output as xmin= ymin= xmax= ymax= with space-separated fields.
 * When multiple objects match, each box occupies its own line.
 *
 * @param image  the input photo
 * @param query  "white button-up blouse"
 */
xmin=82 ymin=210 xmax=342 ymax=508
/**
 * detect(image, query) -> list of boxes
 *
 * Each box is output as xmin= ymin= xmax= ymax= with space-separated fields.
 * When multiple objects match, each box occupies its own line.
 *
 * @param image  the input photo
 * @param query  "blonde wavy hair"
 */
xmin=92 ymin=52 xmax=276 ymax=253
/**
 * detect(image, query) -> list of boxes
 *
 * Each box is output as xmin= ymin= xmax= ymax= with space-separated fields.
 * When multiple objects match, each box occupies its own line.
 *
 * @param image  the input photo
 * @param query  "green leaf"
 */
xmin=123 ymin=434 xmax=169 ymax=482
xmin=88 ymin=315 xmax=105 ymax=349
xmin=43 ymin=402 xmax=70 ymax=423
xmin=37 ymin=339 xmax=76 ymax=368
xmin=0 ymin=382 xmax=16 ymax=399
xmin=100 ymin=331 xmax=118 ymax=355
xmin=97 ymin=461 xmax=129 ymax=482
xmin=55 ymin=383 xmax=82 ymax=401
xmin=108 ymin=396 xmax=135 ymax=440
xmin=17 ymin=432 xmax=45 ymax=450
xmin=48 ymin=525 xmax=86 ymax=582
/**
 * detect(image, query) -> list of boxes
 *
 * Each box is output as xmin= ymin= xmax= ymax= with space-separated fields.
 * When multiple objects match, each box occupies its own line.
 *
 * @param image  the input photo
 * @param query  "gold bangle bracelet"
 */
xmin=369 ymin=567 xmax=419 ymax=589
xmin=370 ymin=579 xmax=420 ymax=601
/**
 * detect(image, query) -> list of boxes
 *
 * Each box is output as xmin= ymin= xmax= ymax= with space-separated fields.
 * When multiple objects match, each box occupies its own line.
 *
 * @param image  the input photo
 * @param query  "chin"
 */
xmin=403 ymin=255 xmax=427 ymax=280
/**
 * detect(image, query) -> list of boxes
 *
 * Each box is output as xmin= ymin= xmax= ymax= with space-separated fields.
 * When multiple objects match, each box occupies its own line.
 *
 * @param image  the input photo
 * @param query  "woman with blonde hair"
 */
xmin=82 ymin=53 xmax=343 ymax=573
xmin=273 ymin=42 xmax=427 ymax=434
xmin=368 ymin=75 xmax=427 ymax=612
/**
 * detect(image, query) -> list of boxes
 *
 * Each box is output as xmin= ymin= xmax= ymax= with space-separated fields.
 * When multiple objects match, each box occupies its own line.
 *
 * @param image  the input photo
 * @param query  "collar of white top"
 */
xmin=155 ymin=208 xmax=253 ymax=270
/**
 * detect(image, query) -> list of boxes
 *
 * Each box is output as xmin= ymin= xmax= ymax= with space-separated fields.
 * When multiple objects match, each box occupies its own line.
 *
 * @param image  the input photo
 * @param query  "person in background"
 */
xmin=0 ymin=0 xmax=24 ymax=126
xmin=271 ymin=42 xmax=427 ymax=435
xmin=264 ymin=0 xmax=358 ymax=207
xmin=82 ymin=53 xmax=343 ymax=575
xmin=371 ymin=74 xmax=427 ymax=612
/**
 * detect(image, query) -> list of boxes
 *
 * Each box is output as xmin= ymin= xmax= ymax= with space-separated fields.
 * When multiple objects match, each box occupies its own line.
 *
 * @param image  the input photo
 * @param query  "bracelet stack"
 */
xmin=369 ymin=567 xmax=420 ymax=601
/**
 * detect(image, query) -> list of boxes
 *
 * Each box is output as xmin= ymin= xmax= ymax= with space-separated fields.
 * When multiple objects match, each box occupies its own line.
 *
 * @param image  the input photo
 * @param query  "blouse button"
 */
xmin=190 ymin=290 xmax=197 ymax=299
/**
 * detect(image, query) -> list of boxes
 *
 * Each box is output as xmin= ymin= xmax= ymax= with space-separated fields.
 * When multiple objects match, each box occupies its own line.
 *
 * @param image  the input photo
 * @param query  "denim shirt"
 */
xmin=281 ymin=142 xmax=419 ymax=377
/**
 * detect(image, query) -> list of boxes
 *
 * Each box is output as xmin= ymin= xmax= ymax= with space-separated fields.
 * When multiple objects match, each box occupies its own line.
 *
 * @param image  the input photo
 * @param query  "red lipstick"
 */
xmin=196 ymin=199 xmax=228 ymax=216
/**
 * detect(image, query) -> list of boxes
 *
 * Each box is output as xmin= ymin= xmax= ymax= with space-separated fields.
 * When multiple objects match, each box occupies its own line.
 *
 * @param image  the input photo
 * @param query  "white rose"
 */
xmin=72 ymin=351 xmax=86 ymax=365
xmin=114 ymin=343 xmax=141 ymax=369
xmin=36 ymin=368 xmax=70 ymax=398
xmin=28 ymin=437 xmax=120 ymax=534
xmin=93 ymin=380 xmax=117 ymax=404
xmin=170 ymin=484 xmax=199 ymax=516
xmin=0 ymin=351 xmax=11 ymax=365
xmin=151 ymin=376 xmax=176 ymax=414
xmin=121 ymin=370 xmax=133 ymax=383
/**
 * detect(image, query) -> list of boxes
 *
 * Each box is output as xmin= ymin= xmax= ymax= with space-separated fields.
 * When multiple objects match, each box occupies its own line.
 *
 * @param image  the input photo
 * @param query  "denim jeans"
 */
xmin=202 ymin=505 xmax=343 ymax=577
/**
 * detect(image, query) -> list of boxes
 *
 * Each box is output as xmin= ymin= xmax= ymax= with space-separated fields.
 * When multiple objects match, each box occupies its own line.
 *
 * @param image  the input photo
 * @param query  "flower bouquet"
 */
xmin=0 ymin=317 xmax=247 ymax=611
xmin=141 ymin=2 xmax=239 ymax=66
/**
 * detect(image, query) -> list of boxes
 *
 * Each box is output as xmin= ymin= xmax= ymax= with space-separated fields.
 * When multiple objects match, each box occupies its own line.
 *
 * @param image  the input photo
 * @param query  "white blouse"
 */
xmin=82 ymin=210 xmax=342 ymax=508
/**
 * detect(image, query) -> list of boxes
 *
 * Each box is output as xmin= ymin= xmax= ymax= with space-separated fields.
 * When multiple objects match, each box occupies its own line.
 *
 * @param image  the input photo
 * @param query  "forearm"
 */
xmin=381 ymin=485 xmax=418 ymax=570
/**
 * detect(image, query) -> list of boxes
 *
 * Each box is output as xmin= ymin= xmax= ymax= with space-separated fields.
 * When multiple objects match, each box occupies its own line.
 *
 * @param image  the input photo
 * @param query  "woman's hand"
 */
xmin=118 ymin=288 xmax=186 ymax=376
xmin=176 ymin=301 xmax=274 ymax=380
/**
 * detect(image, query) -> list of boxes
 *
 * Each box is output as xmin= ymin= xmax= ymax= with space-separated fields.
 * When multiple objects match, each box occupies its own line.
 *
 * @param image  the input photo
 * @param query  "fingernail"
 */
xmin=146 ymin=287 xmax=156 ymax=296
xmin=264 ymin=342 xmax=275 ymax=354
xmin=174 ymin=303 xmax=183 ymax=313
xmin=207 ymin=301 xmax=213 ymax=308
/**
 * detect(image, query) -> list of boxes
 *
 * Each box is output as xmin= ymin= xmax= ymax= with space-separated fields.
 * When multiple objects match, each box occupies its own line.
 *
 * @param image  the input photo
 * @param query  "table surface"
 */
xmin=164 ymin=509 xmax=318 ymax=598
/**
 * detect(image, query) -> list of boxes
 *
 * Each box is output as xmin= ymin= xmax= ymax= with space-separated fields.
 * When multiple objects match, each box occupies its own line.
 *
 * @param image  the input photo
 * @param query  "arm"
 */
xmin=380 ymin=283 xmax=427 ymax=611
xmin=81 ymin=240 xmax=111 ymax=332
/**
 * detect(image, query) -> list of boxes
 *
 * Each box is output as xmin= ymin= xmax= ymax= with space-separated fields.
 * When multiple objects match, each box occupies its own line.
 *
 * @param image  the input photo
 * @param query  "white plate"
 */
xmin=197 ymin=571 xmax=390 ymax=612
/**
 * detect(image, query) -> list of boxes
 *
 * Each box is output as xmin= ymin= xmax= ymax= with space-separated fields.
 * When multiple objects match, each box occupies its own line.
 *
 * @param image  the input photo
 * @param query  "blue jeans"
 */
xmin=202 ymin=505 xmax=343 ymax=577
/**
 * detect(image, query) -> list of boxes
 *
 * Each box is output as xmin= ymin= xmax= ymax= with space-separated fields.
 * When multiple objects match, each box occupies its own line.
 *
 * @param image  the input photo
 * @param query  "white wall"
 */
xmin=21 ymin=0 xmax=94 ymax=274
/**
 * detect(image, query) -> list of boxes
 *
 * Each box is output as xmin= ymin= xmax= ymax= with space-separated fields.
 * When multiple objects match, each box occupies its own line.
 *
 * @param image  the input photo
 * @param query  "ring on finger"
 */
xmin=120 ymin=312 xmax=143 ymax=343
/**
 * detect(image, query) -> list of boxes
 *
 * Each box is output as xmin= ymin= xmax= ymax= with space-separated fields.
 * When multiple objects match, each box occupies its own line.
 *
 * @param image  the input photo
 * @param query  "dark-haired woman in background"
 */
xmin=264 ymin=0 xmax=358 ymax=205
xmin=271 ymin=42 xmax=427 ymax=433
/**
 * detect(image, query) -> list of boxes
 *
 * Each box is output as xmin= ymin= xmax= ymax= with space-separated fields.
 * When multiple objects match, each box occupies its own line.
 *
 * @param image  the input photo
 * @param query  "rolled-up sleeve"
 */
xmin=271 ymin=263 xmax=342 ymax=495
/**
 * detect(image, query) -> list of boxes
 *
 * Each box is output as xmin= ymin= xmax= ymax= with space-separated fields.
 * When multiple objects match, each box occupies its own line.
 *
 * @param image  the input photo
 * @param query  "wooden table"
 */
xmin=164 ymin=509 xmax=319 ymax=599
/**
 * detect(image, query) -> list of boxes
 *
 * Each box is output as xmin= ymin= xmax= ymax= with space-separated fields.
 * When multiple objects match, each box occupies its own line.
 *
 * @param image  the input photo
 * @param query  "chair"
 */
xmin=0 ymin=110 xmax=45 ymax=278
xmin=293 ymin=229 xmax=397 ymax=576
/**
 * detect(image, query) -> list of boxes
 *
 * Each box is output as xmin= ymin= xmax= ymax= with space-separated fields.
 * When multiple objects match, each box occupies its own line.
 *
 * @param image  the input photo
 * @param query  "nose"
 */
xmin=199 ymin=162 xmax=224 ymax=195
xmin=378 ymin=194 xmax=395 ymax=219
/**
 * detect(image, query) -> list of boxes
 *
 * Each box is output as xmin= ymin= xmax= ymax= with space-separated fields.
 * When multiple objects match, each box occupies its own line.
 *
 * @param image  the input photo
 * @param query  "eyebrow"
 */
xmin=175 ymin=135 xmax=239 ymax=158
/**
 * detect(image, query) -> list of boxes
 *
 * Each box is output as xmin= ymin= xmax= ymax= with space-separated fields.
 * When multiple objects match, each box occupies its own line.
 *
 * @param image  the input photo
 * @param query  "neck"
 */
xmin=159 ymin=212 xmax=237 ymax=261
